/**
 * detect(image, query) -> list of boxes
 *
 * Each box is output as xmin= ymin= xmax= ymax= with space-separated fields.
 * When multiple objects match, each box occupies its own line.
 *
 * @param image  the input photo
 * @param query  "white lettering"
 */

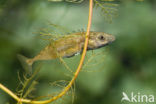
xmin=121 ymin=92 xmax=155 ymax=103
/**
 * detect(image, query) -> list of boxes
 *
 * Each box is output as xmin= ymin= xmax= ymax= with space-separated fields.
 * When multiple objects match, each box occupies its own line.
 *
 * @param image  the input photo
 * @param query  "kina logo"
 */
xmin=121 ymin=92 xmax=154 ymax=103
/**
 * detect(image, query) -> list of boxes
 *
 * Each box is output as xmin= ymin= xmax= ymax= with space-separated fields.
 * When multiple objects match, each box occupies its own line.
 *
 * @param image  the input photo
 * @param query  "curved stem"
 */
xmin=0 ymin=0 xmax=93 ymax=103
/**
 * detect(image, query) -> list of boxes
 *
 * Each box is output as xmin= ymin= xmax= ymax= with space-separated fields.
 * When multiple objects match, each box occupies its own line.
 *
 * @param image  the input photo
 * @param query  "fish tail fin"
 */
xmin=17 ymin=54 xmax=33 ymax=75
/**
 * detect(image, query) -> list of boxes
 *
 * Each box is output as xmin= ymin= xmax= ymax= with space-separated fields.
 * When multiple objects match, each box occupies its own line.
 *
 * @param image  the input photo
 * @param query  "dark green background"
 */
xmin=0 ymin=0 xmax=156 ymax=104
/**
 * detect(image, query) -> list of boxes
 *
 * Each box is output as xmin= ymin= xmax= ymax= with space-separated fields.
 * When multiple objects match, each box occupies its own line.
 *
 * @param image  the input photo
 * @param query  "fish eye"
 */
xmin=98 ymin=35 xmax=105 ymax=40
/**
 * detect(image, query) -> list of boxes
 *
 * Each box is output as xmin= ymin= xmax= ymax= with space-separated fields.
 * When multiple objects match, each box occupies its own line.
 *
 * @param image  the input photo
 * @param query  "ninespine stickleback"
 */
xmin=18 ymin=31 xmax=115 ymax=74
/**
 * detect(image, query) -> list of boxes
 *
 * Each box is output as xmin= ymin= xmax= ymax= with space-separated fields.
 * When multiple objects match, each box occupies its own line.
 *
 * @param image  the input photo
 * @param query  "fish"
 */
xmin=18 ymin=31 xmax=115 ymax=74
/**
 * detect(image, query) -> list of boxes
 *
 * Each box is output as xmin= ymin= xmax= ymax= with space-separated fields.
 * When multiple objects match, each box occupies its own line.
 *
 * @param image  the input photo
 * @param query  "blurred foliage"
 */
xmin=0 ymin=0 xmax=156 ymax=104
xmin=48 ymin=0 xmax=84 ymax=3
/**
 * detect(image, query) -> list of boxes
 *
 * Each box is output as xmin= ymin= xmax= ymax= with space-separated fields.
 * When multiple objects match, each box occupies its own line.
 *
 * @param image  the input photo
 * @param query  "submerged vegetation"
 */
xmin=0 ymin=0 xmax=118 ymax=104
xmin=1 ymin=0 xmax=155 ymax=104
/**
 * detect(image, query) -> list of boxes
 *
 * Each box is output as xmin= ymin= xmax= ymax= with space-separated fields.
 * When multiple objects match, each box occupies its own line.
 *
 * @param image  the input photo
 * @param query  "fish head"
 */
xmin=88 ymin=32 xmax=115 ymax=50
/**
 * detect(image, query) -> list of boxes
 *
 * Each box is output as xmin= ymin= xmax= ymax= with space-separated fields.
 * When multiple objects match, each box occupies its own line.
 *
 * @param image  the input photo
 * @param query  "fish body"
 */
xmin=18 ymin=31 xmax=115 ymax=73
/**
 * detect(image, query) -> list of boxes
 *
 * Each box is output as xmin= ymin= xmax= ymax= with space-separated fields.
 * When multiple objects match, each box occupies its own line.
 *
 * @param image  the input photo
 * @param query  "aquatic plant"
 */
xmin=0 ymin=0 xmax=119 ymax=103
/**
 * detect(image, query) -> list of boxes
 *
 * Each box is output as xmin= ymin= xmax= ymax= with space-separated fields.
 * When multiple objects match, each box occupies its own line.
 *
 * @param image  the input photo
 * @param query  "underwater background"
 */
xmin=0 ymin=0 xmax=156 ymax=104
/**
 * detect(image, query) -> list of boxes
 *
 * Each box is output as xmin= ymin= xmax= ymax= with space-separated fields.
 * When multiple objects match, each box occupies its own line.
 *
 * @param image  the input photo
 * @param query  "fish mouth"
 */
xmin=108 ymin=35 xmax=116 ymax=42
